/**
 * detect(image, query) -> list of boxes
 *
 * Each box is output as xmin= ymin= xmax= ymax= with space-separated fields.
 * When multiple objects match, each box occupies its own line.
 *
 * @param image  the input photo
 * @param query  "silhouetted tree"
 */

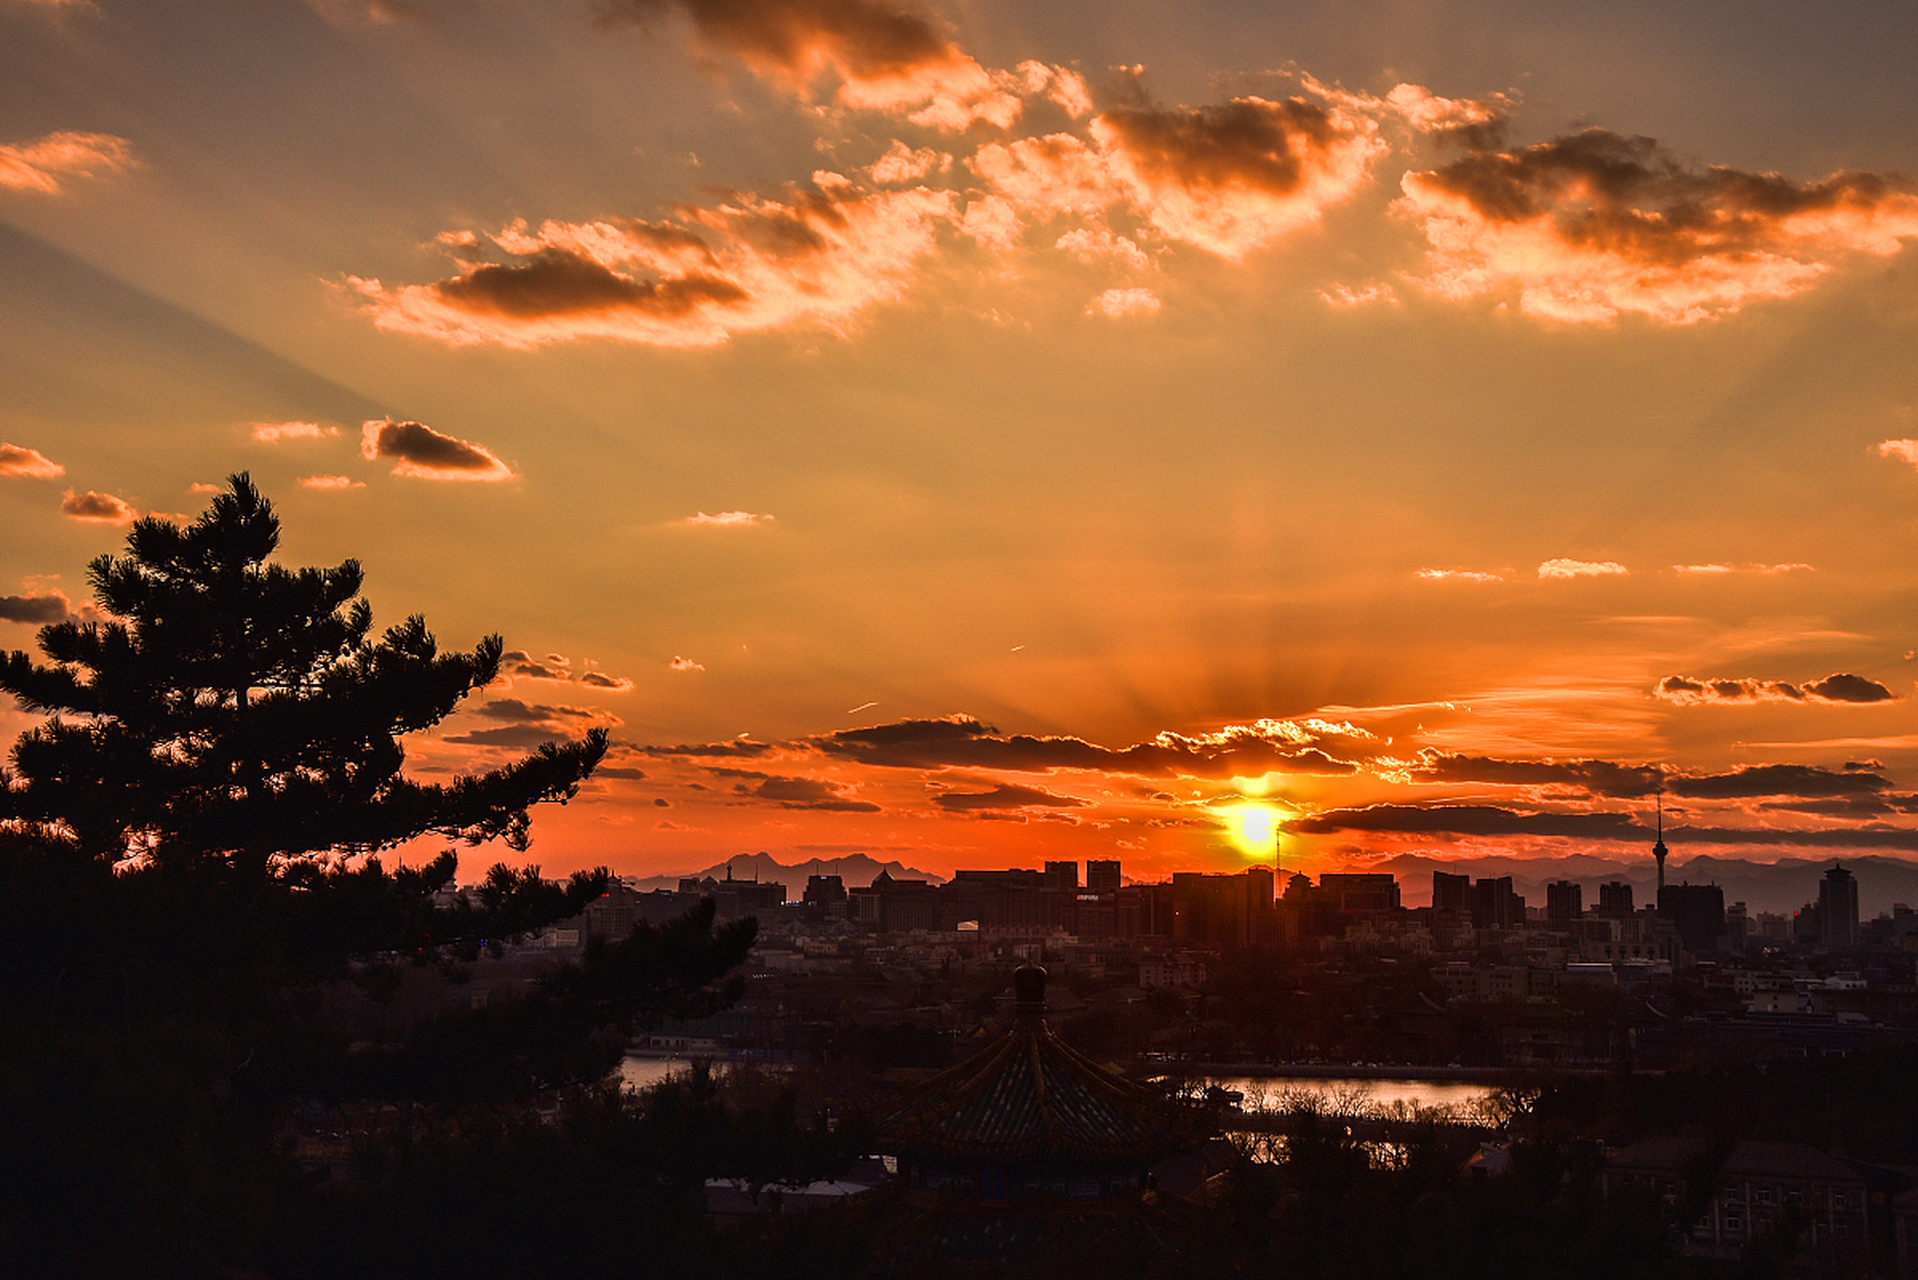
xmin=0 ymin=476 xmax=758 ymax=1278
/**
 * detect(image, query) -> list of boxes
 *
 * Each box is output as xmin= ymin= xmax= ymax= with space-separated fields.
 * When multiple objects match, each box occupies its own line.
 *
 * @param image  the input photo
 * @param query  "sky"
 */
xmin=3 ymin=0 xmax=1917 ymax=888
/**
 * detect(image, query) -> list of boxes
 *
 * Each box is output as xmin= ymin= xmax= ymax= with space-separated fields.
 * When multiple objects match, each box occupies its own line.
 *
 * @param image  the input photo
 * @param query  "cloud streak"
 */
xmin=1655 ymin=673 xmax=1897 ymax=705
xmin=0 ymin=130 xmax=133 ymax=194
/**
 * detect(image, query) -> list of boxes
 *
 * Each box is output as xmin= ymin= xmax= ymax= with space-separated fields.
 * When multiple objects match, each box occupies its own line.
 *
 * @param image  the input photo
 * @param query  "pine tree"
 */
xmin=0 ymin=472 xmax=605 ymax=872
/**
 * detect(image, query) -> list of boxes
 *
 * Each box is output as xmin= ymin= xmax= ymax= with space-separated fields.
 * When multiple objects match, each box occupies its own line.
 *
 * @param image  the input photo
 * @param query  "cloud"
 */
xmin=722 ymin=769 xmax=881 ymax=811
xmin=353 ymin=179 xmax=958 ymax=348
xmin=501 ymin=649 xmax=572 ymax=680
xmin=869 ymin=140 xmax=946 ymax=184
xmin=0 ymin=590 xmax=70 ymax=624
xmin=934 ymin=782 xmax=1088 ymax=811
xmin=681 ymin=510 xmax=773 ymax=526
xmin=1320 ymin=282 xmax=1399 ymax=307
xmin=1088 ymin=96 xmax=1387 ymax=258
xmin=1666 ymin=763 xmax=1891 ymax=800
xmin=1414 ymin=751 xmax=1663 ymax=799
xmin=1055 ymin=226 xmax=1150 ymax=269
xmin=1291 ymin=801 xmax=1918 ymax=851
xmin=640 ymin=738 xmax=774 ymax=758
xmin=0 ymin=444 xmax=64 ymax=479
xmin=1674 ymin=561 xmax=1812 ymax=575
xmin=359 ymin=418 xmax=515 ymax=481
xmin=1877 ymin=439 xmax=1918 ymax=471
xmin=298 ymin=475 xmax=364 ymax=490
xmin=597 ymin=0 xmax=1034 ymax=130
xmin=1538 ymin=558 xmax=1627 ymax=578
xmin=443 ymin=724 xmax=580 ymax=748
xmin=579 ymin=670 xmax=635 ymax=691
xmin=60 ymin=490 xmax=136 ymax=524
xmin=1399 ymin=128 xmax=1918 ymax=323
xmin=811 ymin=713 xmax=1363 ymax=779
xmin=1655 ymin=672 xmax=1896 ymax=705
xmin=1291 ymin=803 xmax=1641 ymax=840
xmin=1087 ymin=286 xmax=1159 ymax=317
xmin=252 ymin=420 xmax=337 ymax=443
xmin=669 ymin=655 xmax=705 ymax=672
xmin=0 ymin=130 xmax=134 ymax=194
xmin=1416 ymin=568 xmax=1500 ymax=582
xmin=445 ymin=696 xmax=618 ymax=747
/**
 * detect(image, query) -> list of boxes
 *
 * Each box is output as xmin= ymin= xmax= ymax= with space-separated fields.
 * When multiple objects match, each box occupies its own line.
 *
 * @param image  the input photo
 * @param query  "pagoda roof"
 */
xmin=874 ymin=966 xmax=1207 ymax=1167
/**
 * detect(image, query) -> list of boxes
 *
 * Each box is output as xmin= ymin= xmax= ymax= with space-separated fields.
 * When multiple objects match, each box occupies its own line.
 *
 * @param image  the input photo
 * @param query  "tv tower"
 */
xmin=1652 ymin=791 xmax=1668 ymax=892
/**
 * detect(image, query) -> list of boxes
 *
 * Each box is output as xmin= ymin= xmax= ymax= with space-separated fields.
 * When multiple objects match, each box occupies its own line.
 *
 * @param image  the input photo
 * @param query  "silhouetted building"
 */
xmin=1432 ymin=871 xmax=1471 ymax=915
xmin=1818 ymin=863 xmax=1860 ymax=949
xmin=1318 ymin=873 xmax=1401 ymax=913
xmin=1471 ymin=876 xmax=1524 ymax=929
xmin=1657 ymin=882 xmax=1725 ymax=954
xmin=1085 ymin=859 xmax=1122 ymax=895
xmin=1545 ymin=880 xmax=1583 ymax=926
xmin=803 ymin=874 xmax=848 ymax=910
xmin=1044 ymin=860 xmax=1079 ymax=891
xmin=1596 ymin=880 xmax=1634 ymax=918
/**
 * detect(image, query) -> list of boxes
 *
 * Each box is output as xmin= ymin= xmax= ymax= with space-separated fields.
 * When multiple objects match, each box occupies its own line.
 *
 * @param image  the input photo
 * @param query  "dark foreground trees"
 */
xmin=0 ymin=477 xmax=760 ymax=1277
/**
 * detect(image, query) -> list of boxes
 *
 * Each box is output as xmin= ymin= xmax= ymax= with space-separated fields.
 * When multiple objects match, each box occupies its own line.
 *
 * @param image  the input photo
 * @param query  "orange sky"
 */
xmin=3 ymin=0 xmax=1917 ymax=883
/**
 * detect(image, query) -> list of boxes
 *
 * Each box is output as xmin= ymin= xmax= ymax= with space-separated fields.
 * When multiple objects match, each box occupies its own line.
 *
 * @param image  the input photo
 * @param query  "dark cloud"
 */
xmin=812 ymin=714 xmax=1358 ymax=779
xmin=1416 ymin=751 xmax=1662 ymax=799
xmin=579 ymin=671 xmax=634 ymax=690
xmin=726 ymin=770 xmax=881 ymax=811
xmin=597 ymin=0 xmax=957 ymax=84
xmin=500 ymin=649 xmax=569 ymax=680
xmin=1095 ymin=97 xmax=1338 ymax=196
xmin=653 ymin=796 xmax=671 ymax=805
xmin=1656 ymin=672 xmax=1897 ymax=704
xmin=640 ymin=739 xmax=775 ymax=758
xmin=0 ymin=592 xmax=69 ymax=624
xmin=432 ymin=248 xmax=746 ymax=320
xmin=1805 ymin=673 xmax=1898 ymax=703
xmin=1667 ymin=764 xmax=1892 ymax=800
xmin=60 ymin=490 xmax=137 ymax=524
xmin=592 ymin=766 xmax=646 ymax=780
xmin=473 ymin=697 xmax=607 ymax=724
xmin=443 ymin=725 xmax=570 ymax=748
xmin=1290 ymin=804 xmax=1642 ymax=840
xmin=933 ymin=783 xmax=1088 ymax=811
xmin=360 ymin=418 xmax=514 ymax=481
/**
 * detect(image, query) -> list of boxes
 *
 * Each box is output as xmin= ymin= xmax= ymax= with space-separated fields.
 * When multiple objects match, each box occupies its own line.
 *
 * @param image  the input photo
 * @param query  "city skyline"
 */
xmin=3 ymin=0 xmax=1917 ymax=881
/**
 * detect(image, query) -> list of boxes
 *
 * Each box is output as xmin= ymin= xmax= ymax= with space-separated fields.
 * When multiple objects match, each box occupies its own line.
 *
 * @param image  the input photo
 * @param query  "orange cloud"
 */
xmin=298 ymin=474 xmax=365 ymax=490
xmin=0 ymin=130 xmax=134 ymax=194
xmin=1086 ymin=286 xmax=1159 ymax=318
xmin=670 ymin=655 xmax=706 ymax=672
xmin=971 ymin=93 xmax=1385 ymax=260
xmin=1416 ymin=568 xmax=1501 ymax=582
xmin=681 ymin=510 xmax=773 ymax=526
xmin=354 ymin=179 xmax=956 ymax=347
xmin=1877 ymin=439 xmax=1918 ymax=470
xmin=253 ymin=420 xmax=337 ymax=442
xmin=359 ymin=418 xmax=515 ymax=481
xmin=1537 ymin=558 xmax=1626 ymax=578
xmin=0 ymin=444 xmax=64 ymax=479
xmin=600 ymin=0 xmax=1041 ymax=130
xmin=1089 ymin=96 xmax=1386 ymax=258
xmin=60 ymin=490 xmax=137 ymax=524
xmin=1400 ymin=129 xmax=1918 ymax=323
xmin=0 ymin=588 xmax=70 ymax=625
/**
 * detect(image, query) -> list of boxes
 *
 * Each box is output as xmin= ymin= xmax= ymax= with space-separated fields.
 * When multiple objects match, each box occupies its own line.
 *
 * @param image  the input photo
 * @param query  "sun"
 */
xmin=1228 ymin=802 xmax=1280 ymax=858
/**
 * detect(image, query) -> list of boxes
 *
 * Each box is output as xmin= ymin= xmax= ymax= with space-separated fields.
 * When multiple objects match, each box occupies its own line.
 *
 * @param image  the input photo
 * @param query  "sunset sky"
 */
xmin=4 ymin=0 xmax=1917 ymax=886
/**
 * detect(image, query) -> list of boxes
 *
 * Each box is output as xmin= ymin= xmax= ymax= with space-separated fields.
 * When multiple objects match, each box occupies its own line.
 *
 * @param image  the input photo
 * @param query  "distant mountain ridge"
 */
xmin=1347 ymin=852 xmax=1918 ymax=918
xmin=626 ymin=851 xmax=947 ymax=893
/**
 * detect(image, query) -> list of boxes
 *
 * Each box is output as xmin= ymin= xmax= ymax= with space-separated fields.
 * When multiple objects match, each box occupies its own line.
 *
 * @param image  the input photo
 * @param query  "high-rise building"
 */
xmin=1044 ymin=860 xmax=1079 ymax=891
xmin=1818 ymin=864 xmax=1860 ymax=949
xmin=1471 ymin=876 xmax=1524 ymax=929
xmin=1545 ymin=880 xmax=1583 ymax=925
xmin=1657 ymin=882 xmax=1725 ymax=954
xmin=1596 ymin=880 xmax=1634 ymax=917
xmin=1085 ymin=859 xmax=1122 ymax=894
xmin=1432 ymin=871 xmax=1471 ymax=914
